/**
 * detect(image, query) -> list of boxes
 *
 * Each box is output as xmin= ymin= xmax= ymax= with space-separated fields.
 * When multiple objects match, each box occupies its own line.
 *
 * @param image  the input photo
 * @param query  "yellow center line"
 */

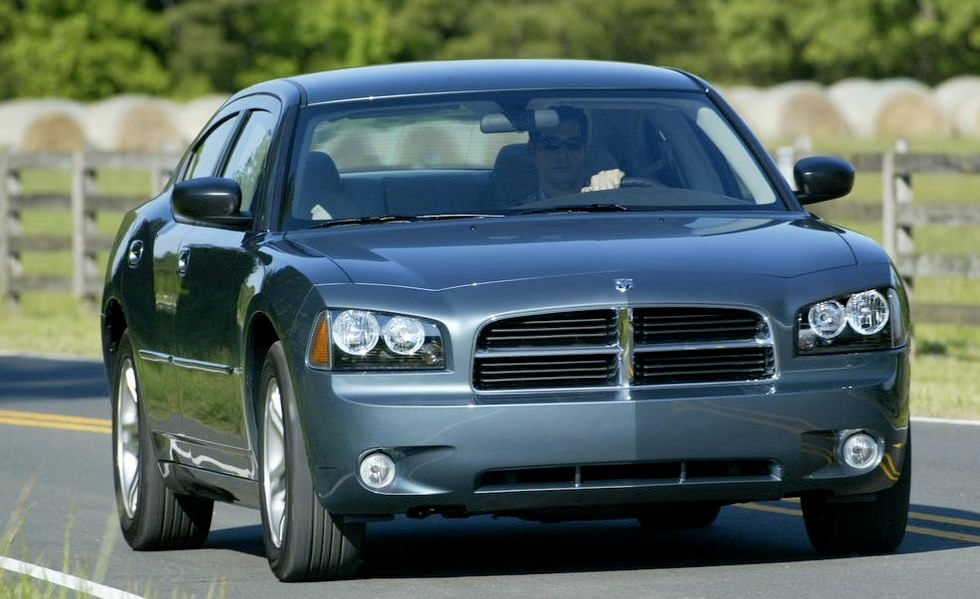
xmin=0 ymin=409 xmax=111 ymax=434
xmin=738 ymin=501 xmax=980 ymax=545
xmin=909 ymin=511 xmax=980 ymax=529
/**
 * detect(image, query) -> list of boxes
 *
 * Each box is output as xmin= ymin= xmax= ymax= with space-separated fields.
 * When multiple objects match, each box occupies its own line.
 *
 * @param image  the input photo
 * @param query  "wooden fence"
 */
xmin=1 ymin=147 xmax=979 ymax=324
xmin=0 ymin=150 xmax=175 ymax=304
xmin=807 ymin=141 xmax=980 ymax=325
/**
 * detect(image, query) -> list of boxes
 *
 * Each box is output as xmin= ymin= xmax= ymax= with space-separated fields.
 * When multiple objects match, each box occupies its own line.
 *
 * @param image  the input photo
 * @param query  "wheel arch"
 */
xmin=102 ymin=297 xmax=129 ymax=366
xmin=244 ymin=310 xmax=281 ymax=454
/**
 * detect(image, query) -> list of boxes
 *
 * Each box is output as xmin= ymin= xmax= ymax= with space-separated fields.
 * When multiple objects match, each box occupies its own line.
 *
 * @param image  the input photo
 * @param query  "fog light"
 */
xmin=358 ymin=452 xmax=396 ymax=490
xmin=840 ymin=432 xmax=881 ymax=470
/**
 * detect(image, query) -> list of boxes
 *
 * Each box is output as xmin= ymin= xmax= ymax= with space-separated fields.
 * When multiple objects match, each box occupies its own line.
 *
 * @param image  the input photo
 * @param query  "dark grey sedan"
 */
xmin=101 ymin=59 xmax=911 ymax=581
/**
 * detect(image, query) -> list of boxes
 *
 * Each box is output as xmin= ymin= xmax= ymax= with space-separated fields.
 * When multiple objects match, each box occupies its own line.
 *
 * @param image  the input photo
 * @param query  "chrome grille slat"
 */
xmin=473 ymin=307 xmax=775 ymax=392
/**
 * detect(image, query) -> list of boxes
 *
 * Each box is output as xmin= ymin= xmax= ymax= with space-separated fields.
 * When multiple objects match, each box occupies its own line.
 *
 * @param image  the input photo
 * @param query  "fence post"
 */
xmin=0 ymin=149 xmax=8 ymax=302
xmin=882 ymin=145 xmax=896 ymax=260
xmin=894 ymin=139 xmax=915 ymax=290
xmin=882 ymin=138 xmax=915 ymax=290
xmin=71 ymin=150 xmax=87 ymax=298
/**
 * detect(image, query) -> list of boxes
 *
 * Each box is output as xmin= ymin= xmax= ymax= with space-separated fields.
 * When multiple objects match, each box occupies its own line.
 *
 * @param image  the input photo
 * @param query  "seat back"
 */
xmin=295 ymin=152 xmax=362 ymax=220
xmin=490 ymin=143 xmax=619 ymax=208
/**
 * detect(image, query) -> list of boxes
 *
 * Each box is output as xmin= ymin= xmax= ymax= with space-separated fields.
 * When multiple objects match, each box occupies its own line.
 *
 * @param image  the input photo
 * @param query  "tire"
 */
xmin=637 ymin=503 xmax=722 ymax=530
xmin=801 ymin=434 xmax=911 ymax=556
xmin=258 ymin=341 xmax=364 ymax=581
xmin=111 ymin=330 xmax=213 ymax=550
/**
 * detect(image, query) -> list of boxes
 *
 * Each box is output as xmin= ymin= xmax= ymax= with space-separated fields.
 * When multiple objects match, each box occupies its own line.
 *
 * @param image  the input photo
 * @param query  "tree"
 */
xmin=0 ymin=0 xmax=167 ymax=99
xmin=162 ymin=0 xmax=395 ymax=98
xmin=709 ymin=0 xmax=980 ymax=85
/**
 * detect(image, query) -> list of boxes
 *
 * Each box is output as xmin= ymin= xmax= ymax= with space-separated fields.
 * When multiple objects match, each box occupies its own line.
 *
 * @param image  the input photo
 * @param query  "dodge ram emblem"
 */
xmin=614 ymin=278 xmax=634 ymax=293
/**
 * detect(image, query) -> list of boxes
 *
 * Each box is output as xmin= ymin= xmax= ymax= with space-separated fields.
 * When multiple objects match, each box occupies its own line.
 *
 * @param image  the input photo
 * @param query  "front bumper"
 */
xmin=295 ymin=349 xmax=909 ymax=519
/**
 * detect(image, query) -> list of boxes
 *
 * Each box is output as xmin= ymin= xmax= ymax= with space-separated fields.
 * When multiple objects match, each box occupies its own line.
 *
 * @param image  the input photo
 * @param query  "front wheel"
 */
xmin=111 ymin=330 xmax=213 ymax=550
xmin=258 ymin=341 xmax=364 ymax=581
xmin=801 ymin=435 xmax=911 ymax=556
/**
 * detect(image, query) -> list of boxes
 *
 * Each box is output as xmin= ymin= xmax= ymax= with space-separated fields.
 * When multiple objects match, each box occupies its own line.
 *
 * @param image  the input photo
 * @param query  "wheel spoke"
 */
xmin=115 ymin=358 xmax=141 ymax=519
xmin=263 ymin=378 xmax=288 ymax=548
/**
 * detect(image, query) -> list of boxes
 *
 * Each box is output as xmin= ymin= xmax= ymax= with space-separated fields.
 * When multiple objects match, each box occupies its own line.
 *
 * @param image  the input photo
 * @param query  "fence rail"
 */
xmin=2 ymin=147 xmax=980 ymax=324
xmin=0 ymin=150 xmax=175 ymax=302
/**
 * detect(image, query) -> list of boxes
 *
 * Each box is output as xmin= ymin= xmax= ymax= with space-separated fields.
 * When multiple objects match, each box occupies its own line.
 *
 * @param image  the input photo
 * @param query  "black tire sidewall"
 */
xmin=258 ymin=341 xmax=318 ymax=579
xmin=111 ymin=330 xmax=169 ymax=547
xmin=258 ymin=341 xmax=363 ymax=581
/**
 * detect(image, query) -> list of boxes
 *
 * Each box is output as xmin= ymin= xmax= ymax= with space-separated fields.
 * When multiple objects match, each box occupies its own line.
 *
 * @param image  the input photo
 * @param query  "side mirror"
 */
xmin=793 ymin=156 xmax=855 ymax=205
xmin=172 ymin=177 xmax=251 ymax=228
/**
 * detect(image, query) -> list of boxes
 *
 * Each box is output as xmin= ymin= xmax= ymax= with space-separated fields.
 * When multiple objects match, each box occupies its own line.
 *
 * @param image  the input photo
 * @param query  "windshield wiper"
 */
xmin=308 ymin=213 xmax=504 ymax=229
xmin=518 ymin=203 xmax=630 ymax=215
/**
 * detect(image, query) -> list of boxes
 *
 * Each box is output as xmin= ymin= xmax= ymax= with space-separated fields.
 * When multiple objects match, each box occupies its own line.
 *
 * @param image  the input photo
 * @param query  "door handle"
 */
xmin=177 ymin=249 xmax=190 ymax=276
xmin=126 ymin=240 xmax=144 ymax=268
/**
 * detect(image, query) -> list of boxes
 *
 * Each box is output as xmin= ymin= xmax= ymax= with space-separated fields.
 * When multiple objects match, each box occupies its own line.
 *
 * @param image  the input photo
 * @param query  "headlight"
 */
xmin=307 ymin=309 xmax=445 ymax=370
xmin=332 ymin=310 xmax=380 ymax=356
xmin=797 ymin=288 xmax=903 ymax=354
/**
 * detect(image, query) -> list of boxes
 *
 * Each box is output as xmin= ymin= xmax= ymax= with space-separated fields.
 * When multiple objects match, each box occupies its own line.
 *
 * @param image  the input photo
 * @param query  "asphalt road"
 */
xmin=1 ymin=354 xmax=978 ymax=598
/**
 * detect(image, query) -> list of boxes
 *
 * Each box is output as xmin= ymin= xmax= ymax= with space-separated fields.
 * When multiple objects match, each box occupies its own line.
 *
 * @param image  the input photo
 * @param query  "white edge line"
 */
xmin=0 ymin=555 xmax=142 ymax=599
xmin=912 ymin=416 xmax=980 ymax=427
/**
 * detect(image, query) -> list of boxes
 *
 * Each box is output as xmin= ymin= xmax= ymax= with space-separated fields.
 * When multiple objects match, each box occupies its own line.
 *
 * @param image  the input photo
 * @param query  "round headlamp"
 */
xmin=845 ymin=290 xmax=889 ymax=336
xmin=808 ymin=300 xmax=846 ymax=339
xmin=382 ymin=316 xmax=426 ymax=355
xmin=332 ymin=310 xmax=380 ymax=356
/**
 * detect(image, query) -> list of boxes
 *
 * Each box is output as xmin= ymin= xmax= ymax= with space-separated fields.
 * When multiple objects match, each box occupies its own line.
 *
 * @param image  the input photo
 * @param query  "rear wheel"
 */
xmin=637 ymin=503 xmax=722 ymax=530
xmin=801 ymin=435 xmax=911 ymax=556
xmin=258 ymin=341 xmax=364 ymax=581
xmin=112 ymin=330 xmax=213 ymax=549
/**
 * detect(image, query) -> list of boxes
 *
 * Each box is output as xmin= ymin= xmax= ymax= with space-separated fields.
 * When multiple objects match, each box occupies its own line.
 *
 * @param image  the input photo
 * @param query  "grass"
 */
xmin=0 ymin=477 xmax=227 ymax=598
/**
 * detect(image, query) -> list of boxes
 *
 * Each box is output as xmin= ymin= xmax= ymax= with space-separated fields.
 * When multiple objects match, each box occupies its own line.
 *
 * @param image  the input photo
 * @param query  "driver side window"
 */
xmin=185 ymin=115 xmax=239 ymax=180
xmin=221 ymin=110 xmax=276 ymax=214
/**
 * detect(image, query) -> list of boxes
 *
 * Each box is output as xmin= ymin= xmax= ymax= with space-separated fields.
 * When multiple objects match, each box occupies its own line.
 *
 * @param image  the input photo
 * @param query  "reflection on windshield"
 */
xmin=284 ymin=91 xmax=784 ymax=230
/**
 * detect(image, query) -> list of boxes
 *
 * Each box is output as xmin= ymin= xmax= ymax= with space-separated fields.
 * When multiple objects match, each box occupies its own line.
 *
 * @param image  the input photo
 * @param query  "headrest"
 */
xmin=305 ymin=151 xmax=343 ymax=192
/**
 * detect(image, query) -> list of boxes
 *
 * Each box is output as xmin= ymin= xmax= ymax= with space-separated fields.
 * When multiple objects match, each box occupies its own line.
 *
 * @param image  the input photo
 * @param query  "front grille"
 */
xmin=634 ymin=307 xmax=764 ymax=344
xmin=473 ymin=307 xmax=774 ymax=392
xmin=634 ymin=347 xmax=775 ymax=385
xmin=476 ymin=459 xmax=780 ymax=492
xmin=473 ymin=353 xmax=618 ymax=389
xmin=477 ymin=310 xmax=617 ymax=349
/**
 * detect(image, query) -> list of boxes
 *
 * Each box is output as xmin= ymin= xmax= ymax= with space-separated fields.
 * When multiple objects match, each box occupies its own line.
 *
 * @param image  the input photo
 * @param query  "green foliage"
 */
xmin=710 ymin=0 xmax=980 ymax=85
xmin=162 ymin=0 xmax=395 ymax=97
xmin=0 ymin=0 xmax=168 ymax=99
xmin=2 ymin=0 xmax=980 ymax=99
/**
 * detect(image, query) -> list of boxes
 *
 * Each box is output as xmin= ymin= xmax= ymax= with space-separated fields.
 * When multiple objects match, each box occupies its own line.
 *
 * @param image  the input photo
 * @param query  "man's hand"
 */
xmin=582 ymin=169 xmax=624 ymax=192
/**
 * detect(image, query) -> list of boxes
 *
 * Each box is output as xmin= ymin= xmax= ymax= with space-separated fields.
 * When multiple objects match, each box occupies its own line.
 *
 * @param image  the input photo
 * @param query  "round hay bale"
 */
xmin=0 ymin=99 xmax=87 ymax=152
xmin=829 ymin=78 xmax=950 ymax=138
xmin=827 ymin=78 xmax=880 ymax=138
xmin=177 ymin=95 xmax=228 ymax=143
xmin=934 ymin=76 xmax=980 ymax=136
xmin=84 ymin=95 xmax=184 ymax=152
xmin=718 ymin=86 xmax=767 ymax=137
xmin=754 ymin=81 xmax=848 ymax=139
xmin=949 ymin=95 xmax=980 ymax=137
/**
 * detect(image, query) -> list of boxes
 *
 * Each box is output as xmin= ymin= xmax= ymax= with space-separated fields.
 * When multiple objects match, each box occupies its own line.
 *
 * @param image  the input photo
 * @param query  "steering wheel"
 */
xmin=619 ymin=176 xmax=664 ymax=188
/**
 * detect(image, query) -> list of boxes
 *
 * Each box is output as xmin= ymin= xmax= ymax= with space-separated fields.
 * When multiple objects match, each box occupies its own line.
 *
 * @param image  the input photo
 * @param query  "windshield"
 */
xmin=283 ymin=90 xmax=783 ymax=230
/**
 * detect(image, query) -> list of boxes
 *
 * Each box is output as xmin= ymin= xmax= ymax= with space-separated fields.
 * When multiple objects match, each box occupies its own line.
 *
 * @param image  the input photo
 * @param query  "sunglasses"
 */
xmin=539 ymin=136 xmax=584 ymax=152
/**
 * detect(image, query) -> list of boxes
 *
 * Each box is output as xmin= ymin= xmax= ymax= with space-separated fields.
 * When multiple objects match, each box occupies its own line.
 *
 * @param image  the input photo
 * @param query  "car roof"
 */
xmin=239 ymin=59 xmax=705 ymax=106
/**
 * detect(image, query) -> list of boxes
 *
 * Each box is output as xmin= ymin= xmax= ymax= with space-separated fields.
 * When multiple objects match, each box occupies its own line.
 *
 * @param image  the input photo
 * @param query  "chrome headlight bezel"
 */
xmin=308 ymin=309 xmax=446 ymax=371
xmin=797 ymin=288 xmax=905 ymax=354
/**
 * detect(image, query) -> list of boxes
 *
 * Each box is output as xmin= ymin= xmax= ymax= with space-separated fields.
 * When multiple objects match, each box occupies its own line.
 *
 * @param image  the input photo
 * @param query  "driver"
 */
xmin=526 ymin=106 xmax=624 ymax=201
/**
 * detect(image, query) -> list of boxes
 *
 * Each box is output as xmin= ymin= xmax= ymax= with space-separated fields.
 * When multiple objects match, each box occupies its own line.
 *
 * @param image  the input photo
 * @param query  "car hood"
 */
xmin=288 ymin=214 xmax=857 ymax=291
